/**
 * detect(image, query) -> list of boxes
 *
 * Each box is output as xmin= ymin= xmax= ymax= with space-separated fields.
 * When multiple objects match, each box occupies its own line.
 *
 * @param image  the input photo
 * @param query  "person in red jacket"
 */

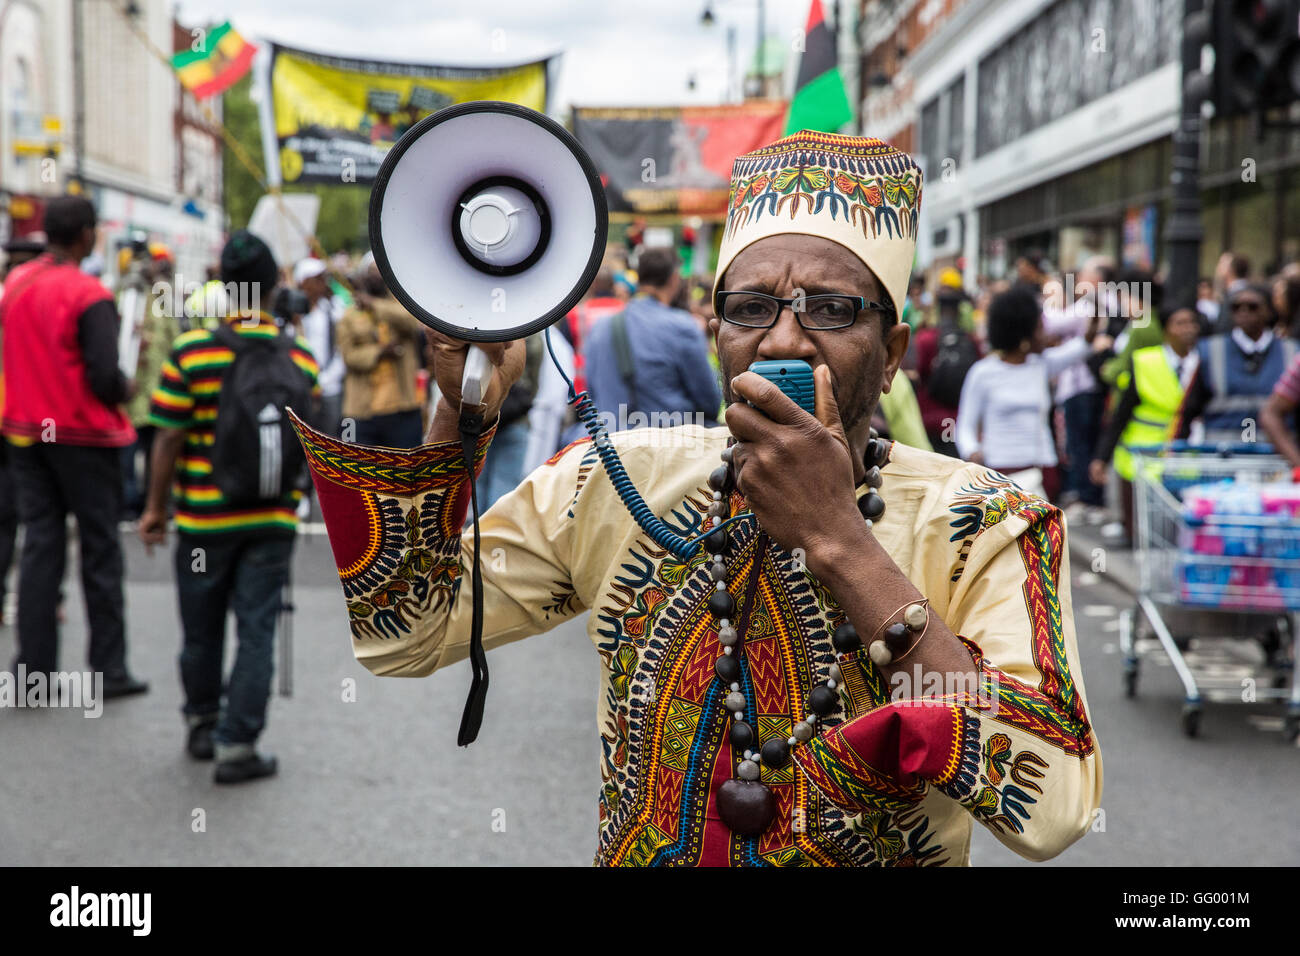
xmin=2 ymin=195 xmax=147 ymax=699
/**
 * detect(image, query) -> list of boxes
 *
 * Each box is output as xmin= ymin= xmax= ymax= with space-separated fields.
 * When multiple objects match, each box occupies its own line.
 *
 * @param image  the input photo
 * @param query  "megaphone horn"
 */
xmin=369 ymin=101 xmax=608 ymax=407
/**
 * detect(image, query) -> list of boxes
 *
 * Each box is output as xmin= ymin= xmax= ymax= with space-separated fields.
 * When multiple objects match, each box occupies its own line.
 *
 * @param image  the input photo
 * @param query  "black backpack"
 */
xmin=927 ymin=325 xmax=979 ymax=407
xmin=211 ymin=324 xmax=314 ymax=507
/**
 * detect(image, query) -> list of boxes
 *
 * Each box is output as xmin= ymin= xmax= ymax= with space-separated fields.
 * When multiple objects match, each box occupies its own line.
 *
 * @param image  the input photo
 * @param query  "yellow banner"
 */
xmin=267 ymin=44 xmax=549 ymax=185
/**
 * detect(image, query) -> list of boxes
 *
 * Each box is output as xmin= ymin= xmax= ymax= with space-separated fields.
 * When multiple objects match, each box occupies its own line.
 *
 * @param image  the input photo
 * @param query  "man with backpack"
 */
xmin=911 ymin=270 xmax=979 ymax=456
xmin=138 ymin=231 xmax=319 ymax=784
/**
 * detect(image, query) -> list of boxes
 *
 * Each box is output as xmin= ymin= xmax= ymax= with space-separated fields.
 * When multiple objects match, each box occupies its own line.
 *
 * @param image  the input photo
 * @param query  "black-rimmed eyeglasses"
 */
xmin=715 ymin=291 xmax=890 ymax=330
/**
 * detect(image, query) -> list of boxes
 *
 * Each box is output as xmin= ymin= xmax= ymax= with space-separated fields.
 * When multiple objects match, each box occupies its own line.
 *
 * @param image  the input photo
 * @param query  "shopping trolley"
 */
xmin=1120 ymin=444 xmax=1300 ymax=740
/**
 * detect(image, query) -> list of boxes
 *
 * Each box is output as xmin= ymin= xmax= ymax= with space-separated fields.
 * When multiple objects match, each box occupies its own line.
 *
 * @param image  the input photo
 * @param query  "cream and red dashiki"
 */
xmin=292 ymin=415 xmax=1102 ymax=866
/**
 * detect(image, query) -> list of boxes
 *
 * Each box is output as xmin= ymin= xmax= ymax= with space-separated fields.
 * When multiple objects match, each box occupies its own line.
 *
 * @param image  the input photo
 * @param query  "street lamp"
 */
xmin=1164 ymin=0 xmax=1211 ymax=313
xmin=701 ymin=0 xmax=767 ymax=100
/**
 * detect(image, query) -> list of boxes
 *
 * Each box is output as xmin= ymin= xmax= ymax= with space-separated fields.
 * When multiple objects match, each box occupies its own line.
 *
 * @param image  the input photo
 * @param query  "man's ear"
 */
xmin=880 ymin=321 xmax=910 ymax=393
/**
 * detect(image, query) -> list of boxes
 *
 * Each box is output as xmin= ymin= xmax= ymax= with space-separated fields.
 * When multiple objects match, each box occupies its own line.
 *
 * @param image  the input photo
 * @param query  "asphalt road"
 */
xmin=1 ymin=528 xmax=1296 ymax=866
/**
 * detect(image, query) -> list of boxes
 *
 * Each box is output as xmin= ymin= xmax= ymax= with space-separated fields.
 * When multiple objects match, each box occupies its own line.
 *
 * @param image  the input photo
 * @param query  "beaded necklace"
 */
xmin=705 ymin=431 xmax=930 ymax=835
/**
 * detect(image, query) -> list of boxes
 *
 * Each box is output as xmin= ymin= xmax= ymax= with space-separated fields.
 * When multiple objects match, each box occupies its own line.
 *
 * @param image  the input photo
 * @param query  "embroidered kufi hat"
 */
xmin=713 ymin=130 xmax=923 ymax=321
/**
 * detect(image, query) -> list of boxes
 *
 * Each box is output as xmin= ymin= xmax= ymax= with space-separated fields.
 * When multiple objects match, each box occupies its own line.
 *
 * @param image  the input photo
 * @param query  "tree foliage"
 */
xmin=221 ymin=74 xmax=370 ymax=254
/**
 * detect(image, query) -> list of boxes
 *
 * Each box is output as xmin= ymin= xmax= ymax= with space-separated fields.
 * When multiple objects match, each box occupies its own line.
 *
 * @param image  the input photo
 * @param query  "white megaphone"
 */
xmin=369 ymin=101 xmax=609 ymax=409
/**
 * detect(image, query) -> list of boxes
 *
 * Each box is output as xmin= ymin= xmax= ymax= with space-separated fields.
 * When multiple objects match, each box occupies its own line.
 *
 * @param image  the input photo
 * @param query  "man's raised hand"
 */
xmin=424 ymin=329 xmax=527 ymax=424
xmin=724 ymin=364 xmax=861 ymax=568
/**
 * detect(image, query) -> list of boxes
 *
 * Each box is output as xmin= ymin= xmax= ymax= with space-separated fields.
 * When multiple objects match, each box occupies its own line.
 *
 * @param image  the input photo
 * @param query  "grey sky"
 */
xmin=174 ymin=0 xmax=810 ymax=113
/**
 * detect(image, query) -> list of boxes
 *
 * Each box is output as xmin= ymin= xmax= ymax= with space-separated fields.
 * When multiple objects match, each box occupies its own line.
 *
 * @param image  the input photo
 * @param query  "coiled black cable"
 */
xmin=544 ymin=327 xmax=753 ymax=560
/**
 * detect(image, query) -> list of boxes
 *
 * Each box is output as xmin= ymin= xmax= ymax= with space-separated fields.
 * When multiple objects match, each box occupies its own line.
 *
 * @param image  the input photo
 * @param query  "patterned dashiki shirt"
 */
xmin=292 ymin=415 xmax=1102 ymax=866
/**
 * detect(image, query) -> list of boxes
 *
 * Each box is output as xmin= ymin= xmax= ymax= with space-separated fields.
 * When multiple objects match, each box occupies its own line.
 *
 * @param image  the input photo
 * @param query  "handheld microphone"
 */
xmin=749 ymin=360 xmax=817 ymax=417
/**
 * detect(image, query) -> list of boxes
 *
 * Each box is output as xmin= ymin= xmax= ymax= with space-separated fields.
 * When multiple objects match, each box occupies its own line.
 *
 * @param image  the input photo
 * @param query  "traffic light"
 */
xmin=1211 ymin=0 xmax=1300 ymax=116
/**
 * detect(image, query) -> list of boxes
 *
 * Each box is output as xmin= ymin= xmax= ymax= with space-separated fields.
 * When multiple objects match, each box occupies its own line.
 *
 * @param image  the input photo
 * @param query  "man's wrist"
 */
xmin=804 ymin=514 xmax=875 ymax=586
xmin=427 ymin=397 xmax=501 ymax=445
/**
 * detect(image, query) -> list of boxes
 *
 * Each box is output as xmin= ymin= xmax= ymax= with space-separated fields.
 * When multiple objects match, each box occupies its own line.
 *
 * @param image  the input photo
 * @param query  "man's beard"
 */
xmin=841 ymin=384 xmax=878 ymax=436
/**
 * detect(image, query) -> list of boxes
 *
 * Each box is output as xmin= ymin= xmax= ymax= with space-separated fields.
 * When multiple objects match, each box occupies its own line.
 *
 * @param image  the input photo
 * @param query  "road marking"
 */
xmin=1102 ymin=642 xmax=1117 ymax=654
xmin=1102 ymin=619 xmax=1121 ymax=632
xmin=1076 ymin=571 xmax=1100 ymax=586
xmin=1248 ymin=715 xmax=1284 ymax=732
xmin=1083 ymin=605 xmax=1116 ymax=617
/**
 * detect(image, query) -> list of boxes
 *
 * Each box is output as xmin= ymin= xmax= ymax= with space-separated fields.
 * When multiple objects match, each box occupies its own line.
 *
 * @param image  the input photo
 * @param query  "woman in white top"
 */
xmin=956 ymin=286 xmax=1111 ymax=500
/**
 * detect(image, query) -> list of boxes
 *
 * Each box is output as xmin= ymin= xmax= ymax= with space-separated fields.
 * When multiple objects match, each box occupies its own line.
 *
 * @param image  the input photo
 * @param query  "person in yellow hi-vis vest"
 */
xmin=1090 ymin=306 xmax=1202 ymax=543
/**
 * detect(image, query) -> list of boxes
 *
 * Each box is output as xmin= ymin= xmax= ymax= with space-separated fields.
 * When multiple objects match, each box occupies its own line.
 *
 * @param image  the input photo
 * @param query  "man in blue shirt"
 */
xmin=583 ymin=247 xmax=721 ymax=431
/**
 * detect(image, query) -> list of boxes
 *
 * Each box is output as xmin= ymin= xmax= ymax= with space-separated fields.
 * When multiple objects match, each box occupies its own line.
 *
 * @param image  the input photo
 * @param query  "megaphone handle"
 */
xmin=461 ymin=344 xmax=494 ymax=409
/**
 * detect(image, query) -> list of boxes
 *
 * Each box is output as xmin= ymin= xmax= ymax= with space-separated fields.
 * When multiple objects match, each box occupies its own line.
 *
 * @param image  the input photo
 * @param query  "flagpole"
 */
xmin=73 ymin=0 xmax=86 ymax=188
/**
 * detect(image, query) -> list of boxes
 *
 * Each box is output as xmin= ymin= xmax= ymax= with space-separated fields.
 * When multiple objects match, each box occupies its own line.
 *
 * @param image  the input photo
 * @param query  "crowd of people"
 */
xmin=889 ymin=251 xmax=1300 ymax=546
xmin=2 ymin=190 xmax=1298 ymax=787
xmin=553 ymin=242 xmax=1300 ymax=556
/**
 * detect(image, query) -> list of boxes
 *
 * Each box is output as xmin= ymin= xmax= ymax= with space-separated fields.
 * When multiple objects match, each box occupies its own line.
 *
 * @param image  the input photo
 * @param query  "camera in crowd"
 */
xmin=272 ymin=285 xmax=310 ymax=324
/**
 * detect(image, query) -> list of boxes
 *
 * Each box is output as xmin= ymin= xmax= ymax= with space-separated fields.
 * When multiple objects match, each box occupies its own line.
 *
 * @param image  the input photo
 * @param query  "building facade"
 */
xmin=0 ymin=0 xmax=224 ymax=279
xmin=859 ymin=0 xmax=1300 ymax=287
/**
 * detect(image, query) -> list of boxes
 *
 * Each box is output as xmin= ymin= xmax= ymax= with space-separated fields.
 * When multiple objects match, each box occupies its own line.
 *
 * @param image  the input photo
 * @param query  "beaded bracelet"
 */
xmin=866 ymin=598 xmax=930 ymax=667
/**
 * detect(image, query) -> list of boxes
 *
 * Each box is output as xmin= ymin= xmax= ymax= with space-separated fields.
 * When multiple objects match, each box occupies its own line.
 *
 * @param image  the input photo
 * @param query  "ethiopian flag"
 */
xmin=172 ymin=22 xmax=257 ymax=100
xmin=785 ymin=0 xmax=853 ymax=134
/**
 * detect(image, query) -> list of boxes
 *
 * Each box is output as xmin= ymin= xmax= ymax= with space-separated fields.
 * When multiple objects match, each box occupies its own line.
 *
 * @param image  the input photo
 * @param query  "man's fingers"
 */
xmin=729 ymin=371 xmax=808 ymax=427
xmin=813 ymin=364 xmax=844 ymax=435
xmin=722 ymin=400 xmax=772 ymax=444
xmin=424 ymin=330 xmax=510 ymax=366
xmin=425 ymin=329 xmax=467 ymax=351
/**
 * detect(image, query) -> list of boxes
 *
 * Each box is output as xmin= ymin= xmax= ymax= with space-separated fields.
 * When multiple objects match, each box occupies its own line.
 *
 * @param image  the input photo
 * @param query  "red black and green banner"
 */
xmin=172 ymin=22 xmax=256 ymax=100
xmin=571 ymin=101 xmax=786 ymax=219
xmin=785 ymin=0 xmax=853 ymax=134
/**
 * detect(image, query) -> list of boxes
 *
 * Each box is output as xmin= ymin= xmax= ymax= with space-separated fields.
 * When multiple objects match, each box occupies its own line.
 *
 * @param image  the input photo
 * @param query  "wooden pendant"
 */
xmin=716 ymin=779 xmax=776 ymax=835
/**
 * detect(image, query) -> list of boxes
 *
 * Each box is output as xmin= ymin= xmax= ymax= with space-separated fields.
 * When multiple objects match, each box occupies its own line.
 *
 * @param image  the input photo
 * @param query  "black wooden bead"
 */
xmin=884 ymin=621 xmax=911 ymax=651
xmin=730 ymin=719 xmax=755 ymax=751
xmin=710 ymin=561 xmax=728 ymax=582
xmin=708 ymin=465 xmax=732 ymax=492
xmin=808 ymin=684 xmax=838 ymax=717
xmin=708 ymin=589 xmax=734 ymax=619
xmin=761 ymin=736 xmax=790 ymax=769
xmin=858 ymin=492 xmax=885 ymax=521
xmin=864 ymin=465 xmax=882 ymax=488
xmin=705 ymin=527 xmax=728 ymax=555
xmin=717 ymin=777 xmax=776 ymax=834
xmin=832 ymin=622 xmax=860 ymax=652
xmin=715 ymin=653 xmax=741 ymax=684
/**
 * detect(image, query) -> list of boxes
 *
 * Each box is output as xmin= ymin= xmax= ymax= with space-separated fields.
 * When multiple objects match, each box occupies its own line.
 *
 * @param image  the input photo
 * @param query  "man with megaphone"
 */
xmin=291 ymin=114 xmax=1101 ymax=866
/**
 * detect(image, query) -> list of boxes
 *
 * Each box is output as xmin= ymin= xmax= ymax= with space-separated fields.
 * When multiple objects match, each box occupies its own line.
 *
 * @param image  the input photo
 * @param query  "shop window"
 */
xmin=947 ymin=77 xmax=964 ymax=163
xmin=920 ymin=97 xmax=941 ymax=178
